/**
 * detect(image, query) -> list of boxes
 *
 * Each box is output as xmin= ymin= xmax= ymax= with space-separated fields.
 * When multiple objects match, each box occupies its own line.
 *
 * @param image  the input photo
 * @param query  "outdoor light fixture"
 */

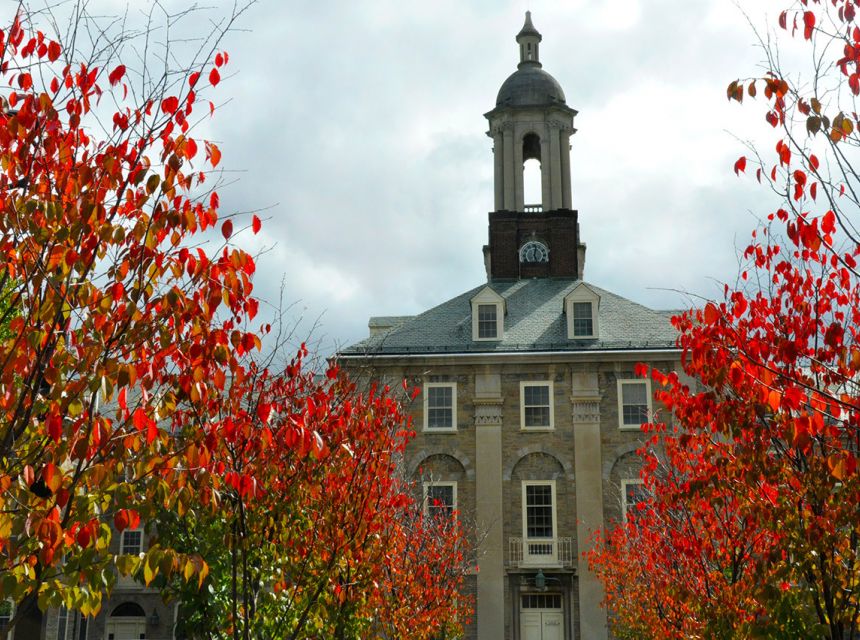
xmin=149 ymin=609 xmax=160 ymax=626
xmin=534 ymin=569 xmax=546 ymax=591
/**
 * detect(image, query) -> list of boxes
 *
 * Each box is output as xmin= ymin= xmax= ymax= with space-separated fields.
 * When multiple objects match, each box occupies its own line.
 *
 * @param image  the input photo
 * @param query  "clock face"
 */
xmin=519 ymin=240 xmax=549 ymax=264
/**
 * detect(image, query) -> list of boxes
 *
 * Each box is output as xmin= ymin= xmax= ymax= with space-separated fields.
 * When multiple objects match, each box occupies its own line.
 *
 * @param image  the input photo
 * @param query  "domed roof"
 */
xmin=496 ymin=65 xmax=566 ymax=108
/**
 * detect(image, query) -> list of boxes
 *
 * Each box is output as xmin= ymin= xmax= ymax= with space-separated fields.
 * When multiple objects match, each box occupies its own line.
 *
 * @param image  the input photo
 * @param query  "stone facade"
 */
xmin=344 ymin=355 xmax=681 ymax=640
xmin=40 ymin=525 xmax=177 ymax=640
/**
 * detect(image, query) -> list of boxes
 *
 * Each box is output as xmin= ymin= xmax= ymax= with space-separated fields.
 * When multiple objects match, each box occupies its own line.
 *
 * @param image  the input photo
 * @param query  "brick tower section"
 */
xmin=485 ymin=208 xmax=579 ymax=279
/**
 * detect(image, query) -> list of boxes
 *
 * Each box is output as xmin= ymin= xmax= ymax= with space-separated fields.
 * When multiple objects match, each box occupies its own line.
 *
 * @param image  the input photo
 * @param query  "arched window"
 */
xmin=519 ymin=241 xmax=549 ymax=264
xmin=111 ymin=602 xmax=146 ymax=617
xmin=522 ymin=133 xmax=542 ymax=210
xmin=107 ymin=602 xmax=147 ymax=640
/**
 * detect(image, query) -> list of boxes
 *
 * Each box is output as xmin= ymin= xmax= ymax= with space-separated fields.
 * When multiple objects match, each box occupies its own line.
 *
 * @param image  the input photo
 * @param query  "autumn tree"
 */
xmin=0 ymin=0 xmax=262 ymax=631
xmin=157 ymin=347 xmax=472 ymax=640
xmin=590 ymin=1 xmax=860 ymax=638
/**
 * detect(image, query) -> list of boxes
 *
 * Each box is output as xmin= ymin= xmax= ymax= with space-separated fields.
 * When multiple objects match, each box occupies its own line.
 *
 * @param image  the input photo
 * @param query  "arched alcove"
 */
xmin=522 ymin=132 xmax=542 ymax=209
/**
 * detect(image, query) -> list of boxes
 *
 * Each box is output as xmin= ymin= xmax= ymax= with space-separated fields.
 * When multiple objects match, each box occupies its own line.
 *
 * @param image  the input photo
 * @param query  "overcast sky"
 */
xmin=69 ymin=1 xmax=801 ymax=355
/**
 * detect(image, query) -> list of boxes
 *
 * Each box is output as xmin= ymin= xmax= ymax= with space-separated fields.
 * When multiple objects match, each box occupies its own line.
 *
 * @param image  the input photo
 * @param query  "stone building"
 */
xmin=339 ymin=12 xmax=682 ymax=640
xmin=5 ymin=524 xmax=178 ymax=640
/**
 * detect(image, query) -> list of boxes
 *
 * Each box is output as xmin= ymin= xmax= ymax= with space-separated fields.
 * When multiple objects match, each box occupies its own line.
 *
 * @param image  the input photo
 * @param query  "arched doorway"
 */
xmin=105 ymin=602 xmax=146 ymax=640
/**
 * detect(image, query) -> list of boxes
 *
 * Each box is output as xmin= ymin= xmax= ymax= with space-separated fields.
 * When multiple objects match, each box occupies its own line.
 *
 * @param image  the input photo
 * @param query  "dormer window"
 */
xmin=478 ymin=304 xmax=498 ymax=338
xmin=564 ymin=283 xmax=599 ymax=339
xmin=572 ymin=301 xmax=593 ymax=336
xmin=471 ymin=286 xmax=505 ymax=341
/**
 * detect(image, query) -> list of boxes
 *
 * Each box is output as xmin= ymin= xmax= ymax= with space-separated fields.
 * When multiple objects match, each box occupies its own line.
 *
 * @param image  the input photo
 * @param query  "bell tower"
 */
xmin=483 ymin=12 xmax=584 ymax=281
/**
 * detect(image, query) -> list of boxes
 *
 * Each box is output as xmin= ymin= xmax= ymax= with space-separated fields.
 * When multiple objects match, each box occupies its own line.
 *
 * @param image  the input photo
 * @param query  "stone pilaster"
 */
xmin=474 ymin=373 xmax=505 ymax=640
xmin=503 ymin=124 xmax=515 ymax=211
xmin=571 ymin=372 xmax=608 ymax=640
xmin=493 ymin=130 xmax=504 ymax=211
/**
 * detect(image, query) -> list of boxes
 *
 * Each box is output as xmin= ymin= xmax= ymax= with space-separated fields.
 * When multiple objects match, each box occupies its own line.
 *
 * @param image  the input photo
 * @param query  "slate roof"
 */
xmin=341 ymin=279 xmax=679 ymax=356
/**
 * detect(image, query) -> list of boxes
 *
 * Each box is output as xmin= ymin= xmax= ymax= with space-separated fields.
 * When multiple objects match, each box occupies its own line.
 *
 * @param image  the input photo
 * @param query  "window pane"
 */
xmin=621 ymin=382 xmax=649 ymax=426
xmin=524 ymin=385 xmax=549 ymax=406
xmin=622 ymin=382 xmax=647 ymax=404
xmin=426 ymin=485 xmax=455 ymax=517
xmin=523 ymin=384 xmax=551 ymax=427
xmin=427 ymin=386 xmax=453 ymax=429
xmin=478 ymin=304 xmax=498 ymax=338
xmin=121 ymin=530 xmax=142 ymax=556
xmin=525 ymin=484 xmax=553 ymax=538
xmin=572 ymin=301 xmax=593 ymax=336
xmin=57 ymin=606 xmax=68 ymax=640
xmin=624 ymin=482 xmax=649 ymax=522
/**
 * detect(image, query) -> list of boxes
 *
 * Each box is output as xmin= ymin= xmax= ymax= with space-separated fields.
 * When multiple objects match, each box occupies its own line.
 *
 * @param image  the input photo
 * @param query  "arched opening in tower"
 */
xmin=522 ymin=132 xmax=542 ymax=210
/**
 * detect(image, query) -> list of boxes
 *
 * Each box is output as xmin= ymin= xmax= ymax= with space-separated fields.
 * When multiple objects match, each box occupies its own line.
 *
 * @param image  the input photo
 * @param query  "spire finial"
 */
xmin=516 ymin=11 xmax=542 ymax=67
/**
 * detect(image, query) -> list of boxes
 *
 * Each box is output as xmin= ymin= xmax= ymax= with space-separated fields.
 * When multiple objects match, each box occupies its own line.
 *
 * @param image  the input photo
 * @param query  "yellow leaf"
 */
xmin=183 ymin=559 xmax=195 ymax=582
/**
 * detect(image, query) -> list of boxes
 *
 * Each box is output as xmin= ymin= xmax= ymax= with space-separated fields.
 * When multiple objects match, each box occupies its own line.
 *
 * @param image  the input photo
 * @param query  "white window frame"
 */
xmin=423 ymin=382 xmax=457 ymax=432
xmin=564 ymin=283 xmax=600 ymax=339
xmin=621 ymin=479 xmax=646 ymax=523
xmin=470 ymin=287 xmax=505 ymax=342
xmin=423 ymin=481 xmax=458 ymax=517
xmin=120 ymin=528 xmax=143 ymax=556
xmin=617 ymin=379 xmax=652 ymax=431
xmin=521 ymin=480 xmax=557 ymax=565
xmin=520 ymin=381 xmax=554 ymax=431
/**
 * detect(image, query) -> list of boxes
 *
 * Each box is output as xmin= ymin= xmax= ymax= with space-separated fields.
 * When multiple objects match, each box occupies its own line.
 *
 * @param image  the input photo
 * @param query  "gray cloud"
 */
xmin=163 ymin=0 xmax=788 ymax=355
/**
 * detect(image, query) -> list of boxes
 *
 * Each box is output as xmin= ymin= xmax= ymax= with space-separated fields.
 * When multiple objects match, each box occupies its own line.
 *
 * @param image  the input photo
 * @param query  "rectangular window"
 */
xmin=524 ymin=483 xmax=554 ymax=539
xmin=120 ymin=529 xmax=143 ymax=556
xmin=618 ymin=380 xmax=651 ymax=429
xmin=572 ymin=301 xmax=594 ymax=337
xmin=424 ymin=383 xmax=456 ymax=431
xmin=521 ymin=381 xmax=553 ymax=429
xmin=477 ymin=304 xmax=498 ymax=339
xmin=622 ymin=479 xmax=648 ymax=523
xmin=423 ymin=482 xmax=457 ymax=519
xmin=57 ymin=606 xmax=68 ymax=640
xmin=0 ymin=601 xmax=10 ymax=640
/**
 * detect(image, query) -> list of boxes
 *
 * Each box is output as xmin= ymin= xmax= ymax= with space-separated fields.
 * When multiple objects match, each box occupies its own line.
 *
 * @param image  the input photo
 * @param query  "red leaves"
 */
xmin=775 ymin=140 xmax=791 ymax=166
xmin=108 ymin=64 xmax=125 ymax=86
xmin=803 ymin=11 xmax=816 ymax=40
xmin=46 ymin=40 xmax=61 ymax=62
xmin=733 ymin=156 xmax=747 ymax=175
xmin=46 ymin=412 xmax=63 ymax=442
xmin=188 ymin=71 xmax=200 ymax=88
xmin=822 ymin=210 xmax=836 ymax=234
xmin=703 ymin=302 xmax=720 ymax=325
xmin=161 ymin=95 xmax=179 ymax=114
xmin=252 ymin=215 xmax=261 ymax=234
xmin=221 ymin=219 xmax=233 ymax=240
xmin=209 ymin=67 xmax=221 ymax=87
xmin=114 ymin=509 xmax=141 ymax=534
xmin=132 ymin=408 xmax=157 ymax=444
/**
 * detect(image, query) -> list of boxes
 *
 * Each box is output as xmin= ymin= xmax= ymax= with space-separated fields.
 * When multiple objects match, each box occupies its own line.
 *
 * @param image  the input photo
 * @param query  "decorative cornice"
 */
xmin=571 ymin=399 xmax=600 ymax=424
xmin=474 ymin=402 xmax=503 ymax=427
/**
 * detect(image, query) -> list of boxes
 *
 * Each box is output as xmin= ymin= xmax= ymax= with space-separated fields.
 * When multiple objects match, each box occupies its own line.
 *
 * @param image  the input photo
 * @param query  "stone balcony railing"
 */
xmin=508 ymin=536 xmax=573 ymax=568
